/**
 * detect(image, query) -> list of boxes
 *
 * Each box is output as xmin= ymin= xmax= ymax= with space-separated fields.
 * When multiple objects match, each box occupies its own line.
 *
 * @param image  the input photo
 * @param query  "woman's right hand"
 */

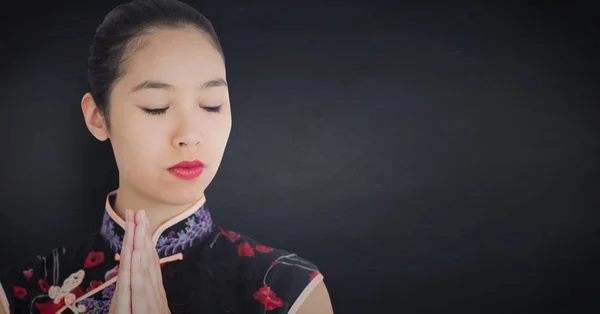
xmin=108 ymin=209 xmax=136 ymax=314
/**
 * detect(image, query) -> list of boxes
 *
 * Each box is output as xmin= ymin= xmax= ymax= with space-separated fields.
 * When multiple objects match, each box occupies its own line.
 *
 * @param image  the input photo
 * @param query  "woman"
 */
xmin=0 ymin=0 xmax=333 ymax=313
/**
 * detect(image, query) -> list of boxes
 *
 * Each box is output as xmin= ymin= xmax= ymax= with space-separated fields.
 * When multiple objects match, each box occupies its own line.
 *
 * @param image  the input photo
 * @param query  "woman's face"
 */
xmin=86 ymin=26 xmax=231 ymax=206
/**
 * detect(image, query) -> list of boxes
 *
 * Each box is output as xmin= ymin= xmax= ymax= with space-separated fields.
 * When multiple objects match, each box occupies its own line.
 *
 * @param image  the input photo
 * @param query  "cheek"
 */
xmin=209 ymin=124 xmax=231 ymax=173
xmin=208 ymin=118 xmax=231 ymax=154
xmin=111 ymin=118 xmax=167 ymax=169
xmin=219 ymin=124 xmax=232 ymax=152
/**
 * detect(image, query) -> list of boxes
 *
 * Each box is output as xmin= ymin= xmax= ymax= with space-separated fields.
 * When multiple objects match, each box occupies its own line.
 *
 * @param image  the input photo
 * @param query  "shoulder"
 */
xmin=0 ymin=233 xmax=100 ymax=314
xmin=208 ymin=225 xmax=326 ymax=314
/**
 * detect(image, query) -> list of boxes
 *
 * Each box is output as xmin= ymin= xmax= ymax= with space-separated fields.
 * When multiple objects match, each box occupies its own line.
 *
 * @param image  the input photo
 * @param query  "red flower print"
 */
xmin=271 ymin=260 xmax=280 ymax=267
xmin=35 ymin=286 xmax=85 ymax=314
xmin=13 ymin=286 xmax=27 ymax=300
xmin=104 ymin=265 xmax=119 ymax=281
xmin=87 ymin=280 xmax=103 ymax=292
xmin=84 ymin=251 xmax=105 ymax=268
xmin=38 ymin=279 xmax=50 ymax=293
xmin=237 ymin=242 xmax=255 ymax=257
xmin=218 ymin=226 xmax=241 ymax=242
xmin=255 ymin=244 xmax=274 ymax=253
xmin=23 ymin=269 xmax=33 ymax=281
xmin=35 ymin=301 xmax=62 ymax=314
xmin=253 ymin=284 xmax=283 ymax=311
xmin=310 ymin=271 xmax=319 ymax=281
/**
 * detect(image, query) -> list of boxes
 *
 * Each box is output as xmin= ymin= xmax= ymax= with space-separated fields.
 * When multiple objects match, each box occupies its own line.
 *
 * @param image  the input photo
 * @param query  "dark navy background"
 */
xmin=0 ymin=1 xmax=598 ymax=313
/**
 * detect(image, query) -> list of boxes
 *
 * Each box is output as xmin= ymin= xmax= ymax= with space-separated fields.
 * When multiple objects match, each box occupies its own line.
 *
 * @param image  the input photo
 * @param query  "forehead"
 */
xmin=118 ymin=27 xmax=225 ymax=91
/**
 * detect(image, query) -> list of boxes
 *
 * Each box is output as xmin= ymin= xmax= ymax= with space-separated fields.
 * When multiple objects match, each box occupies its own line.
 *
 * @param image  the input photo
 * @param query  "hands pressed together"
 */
xmin=109 ymin=209 xmax=171 ymax=314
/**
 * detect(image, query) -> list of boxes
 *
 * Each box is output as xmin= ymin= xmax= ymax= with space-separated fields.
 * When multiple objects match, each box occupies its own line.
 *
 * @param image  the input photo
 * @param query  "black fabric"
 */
xmin=0 ymin=196 xmax=321 ymax=314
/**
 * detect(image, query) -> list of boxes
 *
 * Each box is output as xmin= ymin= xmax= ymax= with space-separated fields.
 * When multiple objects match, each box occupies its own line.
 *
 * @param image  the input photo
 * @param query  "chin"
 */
xmin=155 ymin=181 xmax=207 ymax=206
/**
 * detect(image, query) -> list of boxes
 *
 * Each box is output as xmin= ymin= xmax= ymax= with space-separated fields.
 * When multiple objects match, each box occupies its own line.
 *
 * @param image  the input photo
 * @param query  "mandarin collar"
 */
xmin=99 ymin=191 xmax=214 ymax=258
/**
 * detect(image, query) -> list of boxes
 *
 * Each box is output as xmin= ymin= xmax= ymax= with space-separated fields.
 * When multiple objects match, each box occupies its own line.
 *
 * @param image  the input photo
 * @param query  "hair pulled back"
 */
xmin=87 ymin=0 xmax=223 ymax=128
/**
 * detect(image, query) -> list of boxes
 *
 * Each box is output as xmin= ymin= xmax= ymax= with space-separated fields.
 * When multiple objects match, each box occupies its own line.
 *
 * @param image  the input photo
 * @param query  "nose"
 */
xmin=173 ymin=133 xmax=201 ymax=148
xmin=172 ymin=119 xmax=203 ymax=149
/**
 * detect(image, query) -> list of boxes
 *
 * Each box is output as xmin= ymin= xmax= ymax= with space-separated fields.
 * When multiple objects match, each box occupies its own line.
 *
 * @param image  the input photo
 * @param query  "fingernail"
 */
xmin=125 ymin=209 xmax=132 ymax=222
xmin=144 ymin=212 xmax=150 ymax=228
xmin=140 ymin=210 xmax=146 ymax=226
xmin=140 ymin=217 xmax=146 ymax=235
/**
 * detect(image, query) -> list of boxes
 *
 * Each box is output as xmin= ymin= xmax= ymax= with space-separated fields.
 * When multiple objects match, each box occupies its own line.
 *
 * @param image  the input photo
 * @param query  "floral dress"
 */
xmin=0 ymin=191 xmax=323 ymax=314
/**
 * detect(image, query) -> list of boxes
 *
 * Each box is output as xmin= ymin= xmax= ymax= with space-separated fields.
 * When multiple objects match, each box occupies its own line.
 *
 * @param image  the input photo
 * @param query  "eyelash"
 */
xmin=142 ymin=105 xmax=222 ymax=115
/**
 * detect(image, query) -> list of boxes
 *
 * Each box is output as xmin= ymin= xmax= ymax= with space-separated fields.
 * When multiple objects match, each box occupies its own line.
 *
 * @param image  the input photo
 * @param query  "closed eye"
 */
xmin=142 ymin=105 xmax=222 ymax=115
xmin=203 ymin=105 xmax=222 ymax=113
xmin=142 ymin=107 xmax=168 ymax=115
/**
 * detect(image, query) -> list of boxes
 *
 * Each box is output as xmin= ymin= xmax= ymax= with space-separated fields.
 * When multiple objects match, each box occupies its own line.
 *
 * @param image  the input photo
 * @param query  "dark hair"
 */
xmin=87 ymin=0 xmax=223 ymax=129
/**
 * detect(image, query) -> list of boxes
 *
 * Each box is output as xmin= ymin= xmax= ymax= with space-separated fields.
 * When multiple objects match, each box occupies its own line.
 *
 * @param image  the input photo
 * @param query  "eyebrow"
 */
xmin=129 ymin=78 xmax=228 ymax=93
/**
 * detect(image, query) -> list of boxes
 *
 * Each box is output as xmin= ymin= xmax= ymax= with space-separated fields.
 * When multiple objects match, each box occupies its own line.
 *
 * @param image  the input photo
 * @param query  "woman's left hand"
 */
xmin=131 ymin=210 xmax=172 ymax=314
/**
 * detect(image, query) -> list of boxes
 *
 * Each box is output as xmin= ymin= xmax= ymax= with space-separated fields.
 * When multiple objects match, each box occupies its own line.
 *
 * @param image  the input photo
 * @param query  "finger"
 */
xmin=134 ymin=210 xmax=145 ymax=249
xmin=145 ymin=256 xmax=167 ymax=314
xmin=116 ymin=209 xmax=134 ymax=312
xmin=139 ymin=213 xmax=149 ymax=273
xmin=132 ymin=211 xmax=149 ymax=314
xmin=133 ymin=211 xmax=146 ymax=269
xmin=144 ymin=218 xmax=161 ymax=286
xmin=142 ymin=211 xmax=168 ymax=307
xmin=144 ymin=265 xmax=160 ymax=311
xmin=131 ymin=248 xmax=147 ymax=314
xmin=121 ymin=208 xmax=135 ymax=274
xmin=134 ymin=210 xmax=148 ymax=288
xmin=139 ymin=211 xmax=163 ymax=304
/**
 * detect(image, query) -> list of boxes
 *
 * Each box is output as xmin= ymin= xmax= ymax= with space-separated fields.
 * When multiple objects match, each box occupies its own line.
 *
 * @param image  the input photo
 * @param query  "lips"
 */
xmin=170 ymin=160 xmax=204 ymax=169
xmin=169 ymin=160 xmax=204 ymax=180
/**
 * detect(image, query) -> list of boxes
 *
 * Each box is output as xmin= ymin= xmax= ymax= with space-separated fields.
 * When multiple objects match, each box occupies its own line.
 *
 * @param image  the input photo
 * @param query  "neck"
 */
xmin=112 ymin=183 xmax=204 ymax=236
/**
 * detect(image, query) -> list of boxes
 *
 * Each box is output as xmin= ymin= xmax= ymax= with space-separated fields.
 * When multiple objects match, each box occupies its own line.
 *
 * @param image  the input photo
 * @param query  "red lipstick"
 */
xmin=169 ymin=160 xmax=204 ymax=180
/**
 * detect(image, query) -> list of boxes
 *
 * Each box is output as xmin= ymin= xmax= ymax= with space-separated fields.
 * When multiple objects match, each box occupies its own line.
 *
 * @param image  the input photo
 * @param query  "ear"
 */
xmin=81 ymin=92 xmax=109 ymax=141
